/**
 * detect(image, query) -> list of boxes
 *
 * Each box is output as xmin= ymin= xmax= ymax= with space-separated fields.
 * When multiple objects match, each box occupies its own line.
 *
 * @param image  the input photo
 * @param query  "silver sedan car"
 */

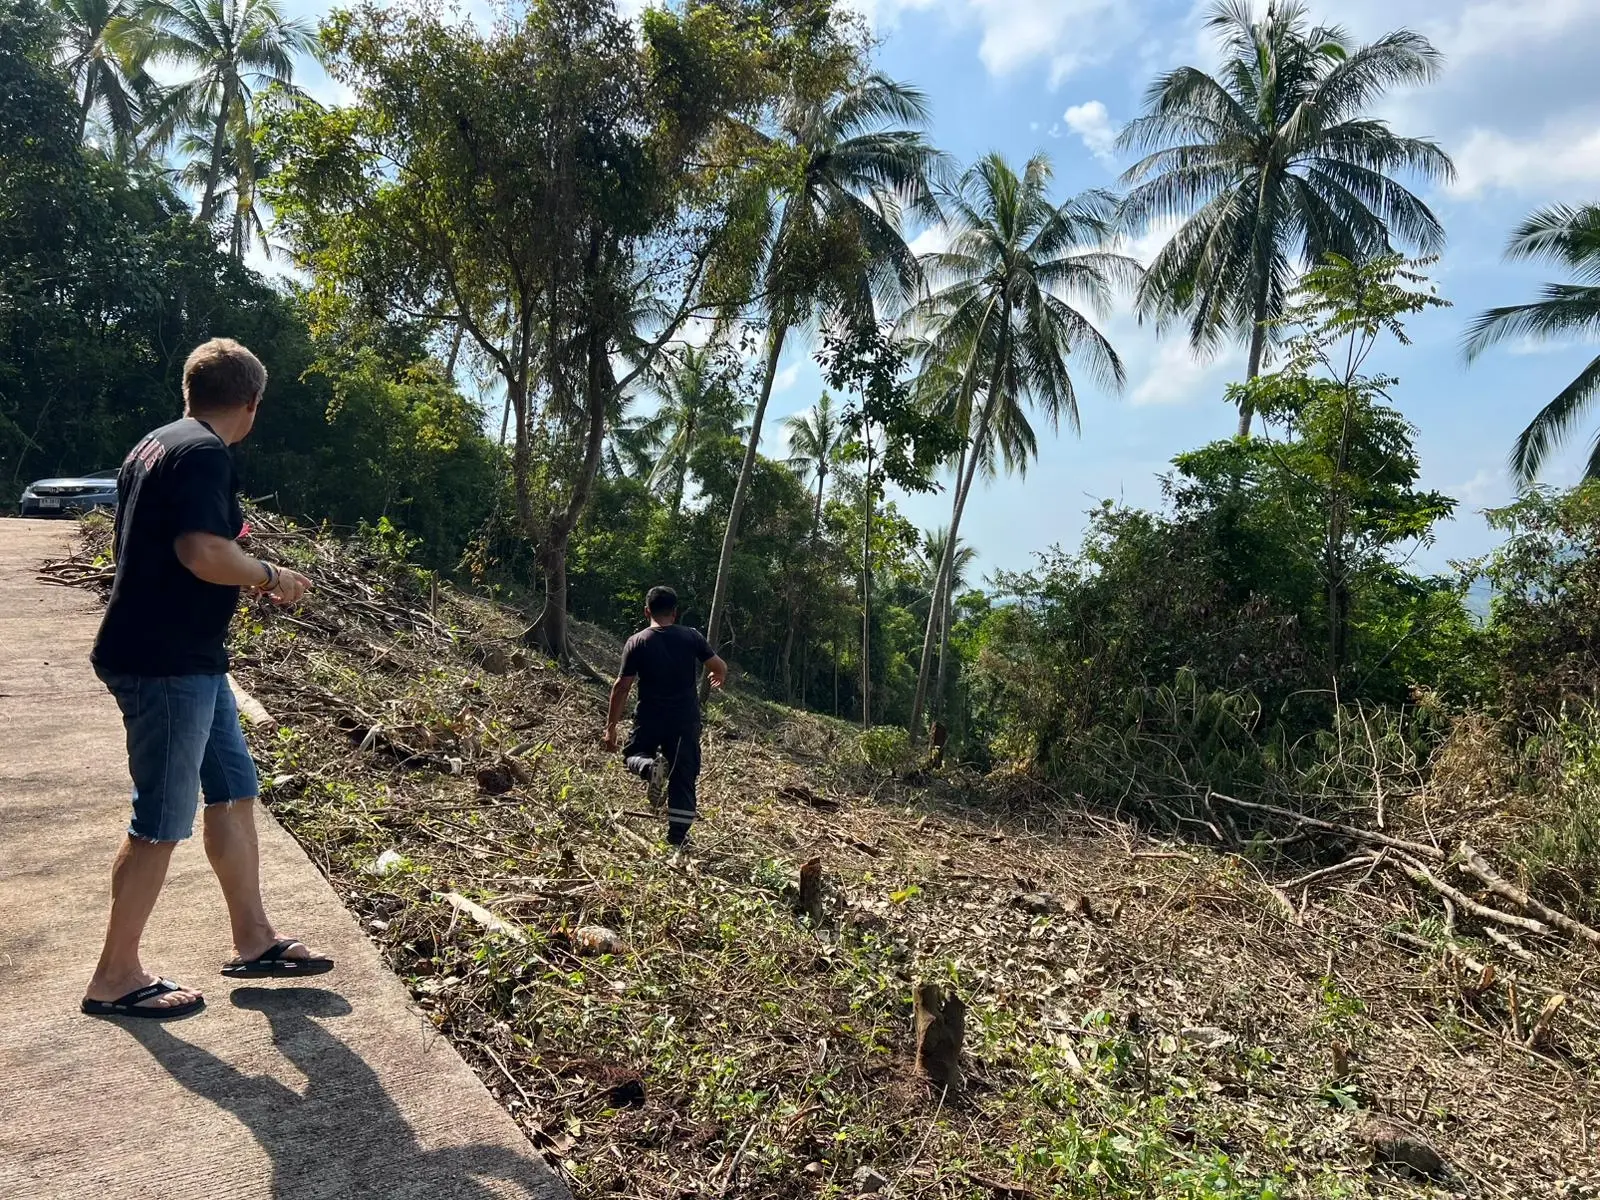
xmin=19 ymin=469 xmax=120 ymax=516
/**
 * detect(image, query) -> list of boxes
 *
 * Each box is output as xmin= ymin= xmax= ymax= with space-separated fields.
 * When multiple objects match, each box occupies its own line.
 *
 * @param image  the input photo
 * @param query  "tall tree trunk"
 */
xmin=527 ymin=303 xmax=612 ymax=666
xmin=861 ymin=430 xmax=873 ymax=730
xmin=702 ymin=326 xmax=787 ymax=691
xmin=509 ymin=378 xmax=534 ymax=533
xmin=1237 ymin=204 xmax=1275 ymax=436
xmin=934 ymin=584 xmax=954 ymax=721
xmin=446 ymin=322 xmax=465 ymax=378
xmin=670 ymin=469 xmax=686 ymax=519
xmin=811 ymin=467 xmax=825 ymax=536
xmin=1238 ymin=312 xmax=1269 ymax=437
xmin=780 ymin=608 xmax=796 ymax=701
xmin=910 ymin=340 xmax=1004 ymax=743
xmin=198 ymin=83 xmax=232 ymax=225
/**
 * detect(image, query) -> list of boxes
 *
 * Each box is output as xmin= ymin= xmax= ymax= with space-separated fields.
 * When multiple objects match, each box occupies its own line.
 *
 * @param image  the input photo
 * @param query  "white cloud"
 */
xmin=772 ymin=362 xmax=803 ymax=394
xmin=1129 ymin=336 xmax=1241 ymax=408
xmin=1062 ymin=100 xmax=1116 ymax=161
xmin=1120 ymin=215 xmax=1182 ymax=268
xmin=861 ymin=0 xmax=1133 ymax=87
xmin=1448 ymin=467 xmax=1505 ymax=510
xmin=908 ymin=225 xmax=950 ymax=257
xmin=1506 ymin=333 xmax=1600 ymax=357
xmin=1449 ymin=120 xmax=1600 ymax=197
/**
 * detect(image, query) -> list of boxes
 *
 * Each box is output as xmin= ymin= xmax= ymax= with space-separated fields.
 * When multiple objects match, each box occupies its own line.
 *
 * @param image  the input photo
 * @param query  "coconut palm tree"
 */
xmin=783 ymin=391 xmax=845 ymax=534
xmin=50 ymin=0 xmax=153 ymax=155
xmin=176 ymin=124 xmax=280 ymax=258
xmin=1466 ymin=204 xmax=1600 ymax=483
xmin=902 ymin=152 xmax=1139 ymax=741
xmin=699 ymin=71 xmax=941 ymax=667
xmin=629 ymin=344 xmax=749 ymax=516
xmin=129 ymin=0 xmax=314 ymax=225
xmin=1117 ymin=0 xmax=1453 ymax=435
xmin=922 ymin=526 xmax=976 ymax=721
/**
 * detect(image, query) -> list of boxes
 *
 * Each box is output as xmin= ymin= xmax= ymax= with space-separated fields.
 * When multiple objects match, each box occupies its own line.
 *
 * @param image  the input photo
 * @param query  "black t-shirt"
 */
xmin=619 ymin=623 xmax=714 ymax=725
xmin=92 ymin=417 xmax=246 ymax=676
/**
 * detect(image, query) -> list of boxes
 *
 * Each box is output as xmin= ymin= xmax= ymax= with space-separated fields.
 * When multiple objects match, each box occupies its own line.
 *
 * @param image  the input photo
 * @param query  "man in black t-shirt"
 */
xmin=604 ymin=586 xmax=727 ymax=847
xmin=81 ymin=338 xmax=332 ymax=1022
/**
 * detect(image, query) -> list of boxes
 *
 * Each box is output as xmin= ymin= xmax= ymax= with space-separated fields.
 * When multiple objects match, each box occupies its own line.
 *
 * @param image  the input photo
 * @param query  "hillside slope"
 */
xmin=53 ymin=512 xmax=1600 ymax=1199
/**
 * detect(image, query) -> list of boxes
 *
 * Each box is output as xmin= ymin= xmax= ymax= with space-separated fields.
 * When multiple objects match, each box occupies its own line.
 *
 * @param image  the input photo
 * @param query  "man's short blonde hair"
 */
xmin=183 ymin=338 xmax=267 ymax=412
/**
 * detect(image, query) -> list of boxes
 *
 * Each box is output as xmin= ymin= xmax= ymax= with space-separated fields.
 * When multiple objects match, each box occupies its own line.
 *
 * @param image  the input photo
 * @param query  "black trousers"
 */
xmin=623 ymin=720 xmax=701 ymax=844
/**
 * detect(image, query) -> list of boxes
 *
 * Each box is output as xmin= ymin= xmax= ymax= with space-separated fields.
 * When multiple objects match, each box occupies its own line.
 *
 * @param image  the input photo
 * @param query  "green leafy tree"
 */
xmin=1465 ymin=204 xmax=1600 ymax=482
xmin=700 ymin=67 xmax=942 ymax=667
xmin=1226 ymin=253 xmax=1454 ymax=676
xmin=783 ymin=390 xmax=844 ymax=533
xmin=268 ymin=0 xmax=820 ymax=662
xmin=902 ymin=152 xmax=1138 ymax=741
xmin=1117 ymin=0 xmax=1453 ymax=435
xmin=130 ymin=0 xmax=314 ymax=226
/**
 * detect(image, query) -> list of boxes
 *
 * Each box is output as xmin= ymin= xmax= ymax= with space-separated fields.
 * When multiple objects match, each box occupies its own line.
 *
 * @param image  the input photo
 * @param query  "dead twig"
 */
xmin=1208 ymin=791 xmax=1443 ymax=860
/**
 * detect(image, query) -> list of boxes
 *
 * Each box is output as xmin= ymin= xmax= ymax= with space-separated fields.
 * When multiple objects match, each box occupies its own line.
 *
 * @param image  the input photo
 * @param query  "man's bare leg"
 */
xmin=203 ymin=798 xmax=315 ymax=962
xmin=84 ymin=837 xmax=203 ymax=1009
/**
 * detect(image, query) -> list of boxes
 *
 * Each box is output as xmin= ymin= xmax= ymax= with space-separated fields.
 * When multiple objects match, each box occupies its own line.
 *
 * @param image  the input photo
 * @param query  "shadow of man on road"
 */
xmin=119 ymin=987 xmax=567 ymax=1200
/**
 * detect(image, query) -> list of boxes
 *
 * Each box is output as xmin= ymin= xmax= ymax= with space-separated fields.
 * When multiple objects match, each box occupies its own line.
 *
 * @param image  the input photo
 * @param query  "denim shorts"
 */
xmin=95 ymin=670 xmax=261 ymax=842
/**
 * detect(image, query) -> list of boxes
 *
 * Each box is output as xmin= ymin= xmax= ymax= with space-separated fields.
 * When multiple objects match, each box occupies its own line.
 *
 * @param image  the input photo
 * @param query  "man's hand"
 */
xmin=706 ymin=654 xmax=729 ymax=690
xmin=603 ymin=724 xmax=619 ymax=753
xmin=266 ymin=566 xmax=311 ymax=606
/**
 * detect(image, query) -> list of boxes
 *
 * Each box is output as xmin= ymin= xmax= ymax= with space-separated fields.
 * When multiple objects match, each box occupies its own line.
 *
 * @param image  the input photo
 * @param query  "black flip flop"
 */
xmin=222 ymin=938 xmax=335 ymax=979
xmin=81 ymin=978 xmax=205 ymax=1020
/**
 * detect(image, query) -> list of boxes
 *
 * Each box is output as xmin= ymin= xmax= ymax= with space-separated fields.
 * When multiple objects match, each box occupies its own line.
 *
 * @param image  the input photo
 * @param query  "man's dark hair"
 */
xmin=646 ymin=586 xmax=678 ymax=617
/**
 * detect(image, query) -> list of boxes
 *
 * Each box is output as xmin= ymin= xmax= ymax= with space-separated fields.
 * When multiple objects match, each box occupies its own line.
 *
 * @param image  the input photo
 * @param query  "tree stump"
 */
xmin=798 ymin=857 xmax=824 ymax=925
xmin=913 ymin=981 xmax=965 ymax=1094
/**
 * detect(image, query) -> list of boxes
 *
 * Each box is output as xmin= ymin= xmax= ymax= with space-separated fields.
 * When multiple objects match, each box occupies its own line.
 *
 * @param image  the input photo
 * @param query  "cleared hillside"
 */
xmin=49 ymin=512 xmax=1600 ymax=1199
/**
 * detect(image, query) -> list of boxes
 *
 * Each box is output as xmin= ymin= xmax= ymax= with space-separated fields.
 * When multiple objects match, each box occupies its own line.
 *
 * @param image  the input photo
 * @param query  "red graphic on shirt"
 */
xmin=126 ymin=436 xmax=167 ymax=472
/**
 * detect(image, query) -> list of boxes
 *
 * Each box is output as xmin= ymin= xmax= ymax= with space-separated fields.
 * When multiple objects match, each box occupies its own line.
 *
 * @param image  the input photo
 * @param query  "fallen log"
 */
xmin=1457 ymin=844 xmax=1600 ymax=947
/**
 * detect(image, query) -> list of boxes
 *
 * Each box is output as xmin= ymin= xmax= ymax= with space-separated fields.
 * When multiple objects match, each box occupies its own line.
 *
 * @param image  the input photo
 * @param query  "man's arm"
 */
xmin=704 ymin=654 xmax=728 ymax=690
xmin=604 ymin=675 xmax=634 ymax=751
xmin=174 ymin=532 xmax=310 ymax=605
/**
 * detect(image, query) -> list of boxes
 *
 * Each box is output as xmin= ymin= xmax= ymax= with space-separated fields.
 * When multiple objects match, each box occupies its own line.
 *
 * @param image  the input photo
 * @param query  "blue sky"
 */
xmin=280 ymin=0 xmax=1600 ymax=586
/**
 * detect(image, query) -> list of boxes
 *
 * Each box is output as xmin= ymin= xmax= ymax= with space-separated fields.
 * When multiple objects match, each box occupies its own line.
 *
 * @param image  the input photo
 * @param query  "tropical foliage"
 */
xmin=10 ymin=0 xmax=1600 ymax=799
xmin=1117 ymin=0 xmax=1453 ymax=434
xmin=1466 ymin=204 xmax=1600 ymax=482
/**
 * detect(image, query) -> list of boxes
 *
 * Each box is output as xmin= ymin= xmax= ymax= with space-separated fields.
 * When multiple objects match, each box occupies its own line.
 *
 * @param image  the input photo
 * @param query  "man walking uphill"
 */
xmin=604 ymin=587 xmax=727 ymax=848
xmin=82 ymin=338 xmax=333 ymax=1020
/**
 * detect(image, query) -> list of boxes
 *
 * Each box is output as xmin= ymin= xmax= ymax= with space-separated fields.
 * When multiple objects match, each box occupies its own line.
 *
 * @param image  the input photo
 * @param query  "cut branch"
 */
xmin=1388 ymin=857 xmax=1551 ymax=937
xmin=1457 ymin=844 xmax=1600 ymax=947
xmin=1208 ymin=792 xmax=1444 ymax=860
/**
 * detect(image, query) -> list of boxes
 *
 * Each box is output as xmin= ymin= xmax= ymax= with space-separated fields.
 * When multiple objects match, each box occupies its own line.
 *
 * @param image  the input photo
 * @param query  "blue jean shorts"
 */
xmin=95 ymin=670 xmax=261 ymax=842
